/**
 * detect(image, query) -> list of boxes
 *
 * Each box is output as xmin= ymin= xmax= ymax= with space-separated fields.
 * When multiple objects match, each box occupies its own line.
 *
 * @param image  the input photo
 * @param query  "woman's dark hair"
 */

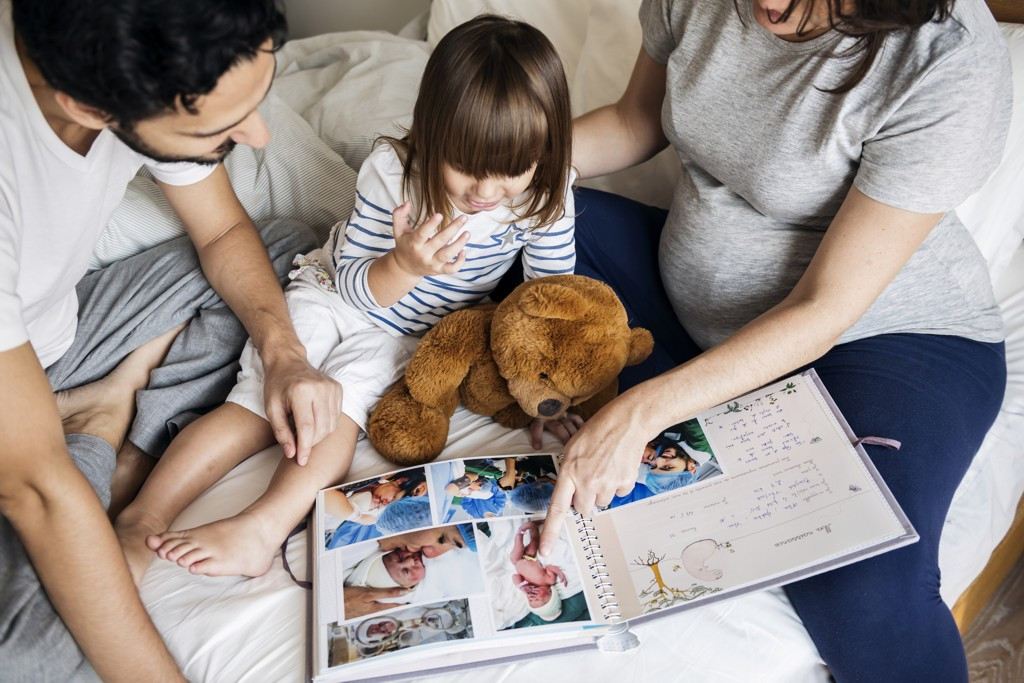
xmin=400 ymin=473 xmax=428 ymax=496
xmin=381 ymin=14 xmax=573 ymax=230
xmin=12 ymin=0 xmax=287 ymax=127
xmin=738 ymin=0 xmax=955 ymax=93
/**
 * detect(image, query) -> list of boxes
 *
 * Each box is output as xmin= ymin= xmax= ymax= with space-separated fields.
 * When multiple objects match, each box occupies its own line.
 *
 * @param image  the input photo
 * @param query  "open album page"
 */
xmin=312 ymin=454 xmax=607 ymax=681
xmin=586 ymin=372 xmax=915 ymax=622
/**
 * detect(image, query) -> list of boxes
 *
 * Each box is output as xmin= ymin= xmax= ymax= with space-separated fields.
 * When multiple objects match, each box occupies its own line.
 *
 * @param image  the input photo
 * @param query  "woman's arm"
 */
xmin=573 ymin=48 xmax=670 ymax=180
xmin=322 ymin=489 xmax=356 ymax=519
xmin=541 ymin=186 xmax=942 ymax=551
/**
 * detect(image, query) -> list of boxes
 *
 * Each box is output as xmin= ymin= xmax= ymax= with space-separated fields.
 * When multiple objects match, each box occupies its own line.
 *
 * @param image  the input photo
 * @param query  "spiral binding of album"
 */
xmin=573 ymin=512 xmax=621 ymax=621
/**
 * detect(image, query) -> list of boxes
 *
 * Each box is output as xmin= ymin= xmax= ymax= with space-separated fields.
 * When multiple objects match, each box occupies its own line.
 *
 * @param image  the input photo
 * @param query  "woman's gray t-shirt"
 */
xmin=639 ymin=0 xmax=1012 ymax=350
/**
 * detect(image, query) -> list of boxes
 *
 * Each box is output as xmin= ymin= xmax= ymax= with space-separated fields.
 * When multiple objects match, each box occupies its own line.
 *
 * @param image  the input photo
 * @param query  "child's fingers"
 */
xmin=427 ymin=215 xmax=468 ymax=246
xmin=435 ymin=230 xmax=471 ymax=263
xmin=391 ymin=200 xmax=413 ymax=237
xmin=411 ymin=212 xmax=445 ymax=242
xmin=529 ymin=419 xmax=545 ymax=449
xmin=438 ymin=248 xmax=466 ymax=275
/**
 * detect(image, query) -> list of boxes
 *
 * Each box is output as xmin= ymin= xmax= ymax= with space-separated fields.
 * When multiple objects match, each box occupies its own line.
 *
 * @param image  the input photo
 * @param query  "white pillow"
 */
xmin=427 ymin=1 xmax=588 ymax=88
xmin=273 ymin=31 xmax=430 ymax=171
xmin=956 ymin=22 xmax=1024 ymax=284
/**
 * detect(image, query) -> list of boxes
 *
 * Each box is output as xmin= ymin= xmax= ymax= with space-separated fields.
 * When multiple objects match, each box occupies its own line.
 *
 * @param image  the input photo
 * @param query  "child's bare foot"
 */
xmin=114 ymin=507 xmax=167 ymax=586
xmin=148 ymin=511 xmax=280 ymax=578
xmin=57 ymin=323 xmax=187 ymax=450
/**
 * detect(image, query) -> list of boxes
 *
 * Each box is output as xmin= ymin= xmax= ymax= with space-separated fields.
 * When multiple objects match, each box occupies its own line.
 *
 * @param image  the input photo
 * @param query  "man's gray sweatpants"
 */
xmin=0 ymin=219 xmax=316 ymax=682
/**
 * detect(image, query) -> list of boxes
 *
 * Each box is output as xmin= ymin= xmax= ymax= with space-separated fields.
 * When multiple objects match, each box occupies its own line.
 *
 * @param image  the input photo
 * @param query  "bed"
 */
xmin=108 ymin=2 xmax=1024 ymax=681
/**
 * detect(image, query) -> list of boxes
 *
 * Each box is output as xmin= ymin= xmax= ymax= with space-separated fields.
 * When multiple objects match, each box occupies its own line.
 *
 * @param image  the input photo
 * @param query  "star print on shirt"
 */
xmin=490 ymin=223 xmax=528 ymax=249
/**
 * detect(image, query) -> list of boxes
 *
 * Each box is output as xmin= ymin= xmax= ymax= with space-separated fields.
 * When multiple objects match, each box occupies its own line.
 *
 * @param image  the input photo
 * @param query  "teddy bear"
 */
xmin=367 ymin=274 xmax=654 ymax=465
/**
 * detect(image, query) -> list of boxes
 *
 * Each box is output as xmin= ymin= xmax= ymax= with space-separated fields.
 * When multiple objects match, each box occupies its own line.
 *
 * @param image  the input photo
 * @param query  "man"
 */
xmin=0 ymin=0 xmax=342 ymax=680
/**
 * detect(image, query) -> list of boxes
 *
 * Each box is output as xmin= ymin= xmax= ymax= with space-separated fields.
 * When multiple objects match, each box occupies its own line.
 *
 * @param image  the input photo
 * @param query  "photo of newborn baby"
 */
xmin=476 ymin=517 xmax=592 ymax=630
xmin=337 ymin=524 xmax=485 ymax=620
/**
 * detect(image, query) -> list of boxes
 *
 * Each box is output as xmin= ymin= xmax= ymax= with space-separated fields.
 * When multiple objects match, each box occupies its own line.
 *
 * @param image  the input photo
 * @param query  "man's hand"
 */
xmin=262 ymin=348 xmax=342 ymax=466
xmin=159 ymin=168 xmax=345 ymax=465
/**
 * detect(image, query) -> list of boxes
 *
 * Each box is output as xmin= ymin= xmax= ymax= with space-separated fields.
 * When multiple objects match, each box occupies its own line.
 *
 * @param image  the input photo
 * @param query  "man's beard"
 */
xmin=111 ymin=125 xmax=236 ymax=166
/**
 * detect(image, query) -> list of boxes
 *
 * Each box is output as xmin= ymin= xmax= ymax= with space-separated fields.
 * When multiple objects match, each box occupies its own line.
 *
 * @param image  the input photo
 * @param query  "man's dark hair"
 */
xmin=12 ymin=0 xmax=287 ymax=127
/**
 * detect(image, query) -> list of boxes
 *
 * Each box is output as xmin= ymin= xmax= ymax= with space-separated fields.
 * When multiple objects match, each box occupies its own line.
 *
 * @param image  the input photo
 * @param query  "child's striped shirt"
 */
xmin=326 ymin=144 xmax=576 ymax=336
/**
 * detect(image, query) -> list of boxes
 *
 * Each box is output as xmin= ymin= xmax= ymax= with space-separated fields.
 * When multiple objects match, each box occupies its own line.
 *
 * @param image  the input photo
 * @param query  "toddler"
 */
xmin=116 ymin=14 xmax=575 ymax=581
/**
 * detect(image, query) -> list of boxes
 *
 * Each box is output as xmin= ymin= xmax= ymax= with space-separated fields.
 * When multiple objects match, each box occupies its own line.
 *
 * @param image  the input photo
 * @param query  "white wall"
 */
xmin=283 ymin=0 xmax=431 ymax=38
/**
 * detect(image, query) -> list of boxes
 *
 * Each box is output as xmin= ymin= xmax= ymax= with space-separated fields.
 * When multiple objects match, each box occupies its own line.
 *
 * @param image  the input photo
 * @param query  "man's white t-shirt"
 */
xmin=0 ymin=0 xmax=215 ymax=367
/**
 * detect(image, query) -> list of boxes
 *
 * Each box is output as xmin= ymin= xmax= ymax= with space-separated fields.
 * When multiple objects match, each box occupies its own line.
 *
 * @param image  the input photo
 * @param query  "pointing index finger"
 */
xmin=540 ymin=477 xmax=576 ymax=555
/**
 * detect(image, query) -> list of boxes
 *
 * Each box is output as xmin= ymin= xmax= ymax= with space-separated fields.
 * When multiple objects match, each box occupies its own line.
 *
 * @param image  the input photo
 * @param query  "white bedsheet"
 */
xmin=131 ymin=22 xmax=1024 ymax=683
xmin=138 ymin=262 xmax=1024 ymax=682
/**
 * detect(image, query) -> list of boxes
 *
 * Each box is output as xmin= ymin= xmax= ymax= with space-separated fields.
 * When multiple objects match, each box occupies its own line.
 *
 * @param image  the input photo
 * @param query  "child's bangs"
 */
xmin=443 ymin=89 xmax=548 ymax=180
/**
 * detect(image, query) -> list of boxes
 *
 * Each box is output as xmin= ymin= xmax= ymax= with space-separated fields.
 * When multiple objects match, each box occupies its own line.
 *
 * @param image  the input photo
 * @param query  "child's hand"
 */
xmin=529 ymin=413 xmax=586 ymax=449
xmin=391 ymin=200 xmax=470 ymax=277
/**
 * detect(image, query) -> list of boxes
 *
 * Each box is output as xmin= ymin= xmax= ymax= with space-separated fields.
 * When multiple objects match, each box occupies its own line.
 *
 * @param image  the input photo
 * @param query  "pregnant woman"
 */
xmin=542 ymin=1 xmax=1012 ymax=680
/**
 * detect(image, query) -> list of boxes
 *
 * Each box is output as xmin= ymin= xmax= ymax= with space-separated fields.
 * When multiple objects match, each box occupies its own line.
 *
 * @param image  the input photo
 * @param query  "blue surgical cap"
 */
xmin=375 ymin=496 xmax=433 ymax=535
xmin=507 ymin=482 xmax=554 ymax=513
xmin=456 ymin=523 xmax=477 ymax=552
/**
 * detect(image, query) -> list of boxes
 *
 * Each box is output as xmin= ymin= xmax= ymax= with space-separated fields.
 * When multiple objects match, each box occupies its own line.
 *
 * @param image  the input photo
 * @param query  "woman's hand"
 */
xmin=391 ymin=201 xmax=470 ymax=277
xmin=539 ymin=396 xmax=651 ymax=554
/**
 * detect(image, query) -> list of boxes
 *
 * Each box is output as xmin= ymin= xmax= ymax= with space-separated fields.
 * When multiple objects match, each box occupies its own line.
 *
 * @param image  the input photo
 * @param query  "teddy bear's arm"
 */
xmin=404 ymin=308 xmax=494 ymax=408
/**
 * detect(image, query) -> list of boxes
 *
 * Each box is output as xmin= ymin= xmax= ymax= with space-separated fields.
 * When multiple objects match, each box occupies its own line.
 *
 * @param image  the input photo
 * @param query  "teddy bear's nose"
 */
xmin=537 ymin=399 xmax=562 ymax=416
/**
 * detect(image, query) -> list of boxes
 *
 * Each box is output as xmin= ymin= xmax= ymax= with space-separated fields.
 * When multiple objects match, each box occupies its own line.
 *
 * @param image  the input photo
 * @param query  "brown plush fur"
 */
xmin=367 ymin=274 xmax=654 ymax=465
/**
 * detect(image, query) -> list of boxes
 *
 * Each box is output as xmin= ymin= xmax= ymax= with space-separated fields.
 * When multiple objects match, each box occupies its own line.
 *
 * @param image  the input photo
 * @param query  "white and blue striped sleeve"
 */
xmin=333 ymin=146 xmax=406 ymax=311
xmin=522 ymin=187 xmax=576 ymax=279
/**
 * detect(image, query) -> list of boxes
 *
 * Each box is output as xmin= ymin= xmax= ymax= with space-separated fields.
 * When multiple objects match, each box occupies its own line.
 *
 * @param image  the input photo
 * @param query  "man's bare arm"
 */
xmin=158 ymin=167 xmax=341 ymax=465
xmin=0 ymin=343 xmax=182 ymax=682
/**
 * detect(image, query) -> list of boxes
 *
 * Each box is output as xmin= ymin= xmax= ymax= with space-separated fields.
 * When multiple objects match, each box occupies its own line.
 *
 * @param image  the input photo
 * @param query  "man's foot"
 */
xmin=148 ymin=511 xmax=280 ymax=578
xmin=56 ymin=323 xmax=187 ymax=450
xmin=114 ymin=507 xmax=167 ymax=586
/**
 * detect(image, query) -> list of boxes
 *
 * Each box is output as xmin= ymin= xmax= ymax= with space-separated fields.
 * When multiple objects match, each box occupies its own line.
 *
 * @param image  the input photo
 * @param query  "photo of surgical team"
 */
xmin=327 ymin=599 xmax=473 ymax=668
xmin=430 ymin=455 xmax=559 ymax=523
xmin=322 ymin=467 xmax=431 ymax=550
xmin=476 ymin=517 xmax=592 ymax=631
xmin=603 ymin=418 xmax=723 ymax=511
xmin=337 ymin=524 xmax=485 ymax=620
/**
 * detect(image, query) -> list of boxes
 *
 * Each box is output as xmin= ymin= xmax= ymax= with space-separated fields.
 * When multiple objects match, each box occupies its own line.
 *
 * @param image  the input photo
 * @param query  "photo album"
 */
xmin=309 ymin=370 xmax=918 ymax=682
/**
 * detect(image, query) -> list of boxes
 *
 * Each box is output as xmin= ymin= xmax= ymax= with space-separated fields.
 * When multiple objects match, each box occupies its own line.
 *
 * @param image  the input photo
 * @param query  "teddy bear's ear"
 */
xmin=625 ymin=327 xmax=655 ymax=366
xmin=518 ymin=283 xmax=587 ymax=321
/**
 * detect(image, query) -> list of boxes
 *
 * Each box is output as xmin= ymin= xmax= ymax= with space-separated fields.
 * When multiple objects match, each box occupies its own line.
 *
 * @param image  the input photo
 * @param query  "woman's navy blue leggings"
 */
xmin=567 ymin=187 xmax=1007 ymax=682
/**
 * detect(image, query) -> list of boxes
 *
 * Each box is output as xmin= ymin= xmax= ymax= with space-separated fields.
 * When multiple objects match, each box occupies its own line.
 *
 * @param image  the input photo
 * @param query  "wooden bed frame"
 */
xmin=988 ymin=0 xmax=1024 ymax=25
xmin=949 ymin=1 xmax=1024 ymax=636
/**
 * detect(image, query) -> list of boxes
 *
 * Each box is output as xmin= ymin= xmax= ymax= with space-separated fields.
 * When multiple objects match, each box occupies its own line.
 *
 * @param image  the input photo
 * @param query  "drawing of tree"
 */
xmin=632 ymin=548 xmax=724 ymax=614
xmin=632 ymin=550 xmax=668 ymax=595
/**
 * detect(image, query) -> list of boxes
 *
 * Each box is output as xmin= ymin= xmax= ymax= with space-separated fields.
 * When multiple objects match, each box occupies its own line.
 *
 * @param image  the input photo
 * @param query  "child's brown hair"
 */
xmin=382 ymin=14 xmax=572 ymax=230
